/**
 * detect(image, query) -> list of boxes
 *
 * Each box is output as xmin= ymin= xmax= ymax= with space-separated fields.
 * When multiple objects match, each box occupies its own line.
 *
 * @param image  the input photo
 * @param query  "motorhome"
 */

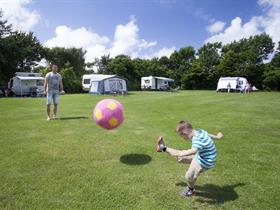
xmin=8 ymin=72 xmax=45 ymax=96
xmin=216 ymin=77 xmax=249 ymax=92
xmin=141 ymin=76 xmax=174 ymax=90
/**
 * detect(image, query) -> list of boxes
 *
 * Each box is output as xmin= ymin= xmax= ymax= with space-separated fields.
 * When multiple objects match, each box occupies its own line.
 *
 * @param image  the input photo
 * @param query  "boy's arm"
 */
xmin=209 ymin=132 xmax=224 ymax=140
xmin=59 ymin=78 xmax=63 ymax=92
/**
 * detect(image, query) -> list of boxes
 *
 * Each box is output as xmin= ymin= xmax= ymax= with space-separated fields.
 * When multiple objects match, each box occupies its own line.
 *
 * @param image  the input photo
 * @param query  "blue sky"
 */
xmin=1 ymin=0 xmax=279 ymax=62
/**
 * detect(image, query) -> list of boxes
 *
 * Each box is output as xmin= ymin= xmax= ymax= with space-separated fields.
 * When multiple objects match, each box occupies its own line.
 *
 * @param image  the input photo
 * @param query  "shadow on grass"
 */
xmin=176 ymin=182 xmax=246 ymax=204
xmin=54 ymin=116 xmax=89 ymax=120
xmin=120 ymin=154 xmax=152 ymax=165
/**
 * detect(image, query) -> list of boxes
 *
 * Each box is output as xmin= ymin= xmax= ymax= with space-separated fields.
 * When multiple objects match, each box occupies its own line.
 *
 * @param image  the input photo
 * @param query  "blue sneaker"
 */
xmin=180 ymin=186 xmax=195 ymax=197
xmin=156 ymin=136 xmax=166 ymax=152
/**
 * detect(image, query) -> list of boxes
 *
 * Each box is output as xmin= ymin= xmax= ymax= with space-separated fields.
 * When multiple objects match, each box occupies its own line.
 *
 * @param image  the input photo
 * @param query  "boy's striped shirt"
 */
xmin=192 ymin=129 xmax=216 ymax=169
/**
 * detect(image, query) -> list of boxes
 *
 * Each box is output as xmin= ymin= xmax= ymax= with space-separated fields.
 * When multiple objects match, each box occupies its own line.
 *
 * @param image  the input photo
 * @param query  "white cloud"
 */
xmin=206 ymin=21 xmax=226 ymax=34
xmin=109 ymin=17 xmax=157 ymax=57
xmin=205 ymin=17 xmax=261 ymax=44
xmin=0 ymin=0 xmax=40 ymax=31
xmin=258 ymin=0 xmax=280 ymax=45
xmin=44 ymin=17 xmax=172 ymax=62
xmin=152 ymin=46 xmax=176 ymax=58
xmin=205 ymin=0 xmax=280 ymax=47
xmin=44 ymin=25 xmax=110 ymax=62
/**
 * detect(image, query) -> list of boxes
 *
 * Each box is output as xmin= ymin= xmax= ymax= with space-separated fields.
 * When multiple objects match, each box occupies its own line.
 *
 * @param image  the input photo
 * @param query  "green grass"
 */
xmin=0 ymin=91 xmax=279 ymax=209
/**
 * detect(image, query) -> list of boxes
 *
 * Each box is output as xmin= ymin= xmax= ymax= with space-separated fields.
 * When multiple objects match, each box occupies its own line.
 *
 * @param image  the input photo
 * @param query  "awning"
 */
xmin=16 ymin=76 xmax=45 ymax=80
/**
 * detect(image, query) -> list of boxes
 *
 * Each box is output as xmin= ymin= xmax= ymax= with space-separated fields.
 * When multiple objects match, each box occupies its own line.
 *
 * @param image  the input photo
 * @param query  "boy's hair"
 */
xmin=176 ymin=120 xmax=193 ymax=134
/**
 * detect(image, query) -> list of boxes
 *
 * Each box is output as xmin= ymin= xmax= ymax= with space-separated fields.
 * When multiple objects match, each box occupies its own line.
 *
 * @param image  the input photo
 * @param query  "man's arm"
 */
xmin=59 ymin=78 xmax=63 ymax=92
xmin=44 ymin=76 xmax=48 ymax=93
xmin=209 ymin=132 xmax=224 ymax=140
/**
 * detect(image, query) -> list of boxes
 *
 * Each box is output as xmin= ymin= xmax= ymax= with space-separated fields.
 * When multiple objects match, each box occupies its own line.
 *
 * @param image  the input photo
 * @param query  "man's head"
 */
xmin=176 ymin=120 xmax=194 ymax=140
xmin=51 ymin=64 xmax=58 ymax=73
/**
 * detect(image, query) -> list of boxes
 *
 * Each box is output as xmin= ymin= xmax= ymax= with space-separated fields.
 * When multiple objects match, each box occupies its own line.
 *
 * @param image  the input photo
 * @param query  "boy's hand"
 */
xmin=216 ymin=132 xmax=224 ymax=139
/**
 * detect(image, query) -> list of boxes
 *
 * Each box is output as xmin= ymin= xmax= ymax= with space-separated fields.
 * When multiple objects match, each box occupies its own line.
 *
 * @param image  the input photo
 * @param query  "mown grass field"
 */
xmin=0 ymin=91 xmax=279 ymax=209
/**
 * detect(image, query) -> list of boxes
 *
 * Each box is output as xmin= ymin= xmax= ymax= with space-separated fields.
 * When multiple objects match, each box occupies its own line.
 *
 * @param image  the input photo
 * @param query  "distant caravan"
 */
xmin=141 ymin=76 xmax=174 ymax=90
xmin=8 ymin=72 xmax=45 ymax=97
xmin=216 ymin=77 xmax=248 ymax=92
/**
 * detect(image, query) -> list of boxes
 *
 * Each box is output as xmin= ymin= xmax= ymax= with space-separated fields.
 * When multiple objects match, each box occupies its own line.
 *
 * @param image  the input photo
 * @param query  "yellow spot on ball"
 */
xmin=109 ymin=117 xmax=118 ymax=127
xmin=107 ymin=101 xmax=117 ymax=110
xmin=95 ymin=109 xmax=103 ymax=120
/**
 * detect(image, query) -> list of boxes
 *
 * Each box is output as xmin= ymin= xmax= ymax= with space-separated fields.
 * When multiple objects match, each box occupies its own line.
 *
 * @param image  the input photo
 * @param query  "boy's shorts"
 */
xmin=46 ymin=92 xmax=59 ymax=105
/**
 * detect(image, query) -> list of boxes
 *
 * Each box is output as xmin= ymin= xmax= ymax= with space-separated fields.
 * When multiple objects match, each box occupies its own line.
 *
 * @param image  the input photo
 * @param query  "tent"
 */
xmin=87 ymin=74 xmax=127 ymax=94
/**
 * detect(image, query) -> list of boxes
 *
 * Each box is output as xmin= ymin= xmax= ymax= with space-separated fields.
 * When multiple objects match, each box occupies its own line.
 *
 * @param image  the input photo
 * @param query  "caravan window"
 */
xmin=238 ymin=81 xmax=243 ymax=85
xmin=37 ymin=80 xmax=44 ymax=86
xmin=144 ymin=80 xmax=150 ymax=84
xmin=84 ymin=79 xmax=91 ymax=84
xmin=108 ymin=80 xmax=123 ymax=91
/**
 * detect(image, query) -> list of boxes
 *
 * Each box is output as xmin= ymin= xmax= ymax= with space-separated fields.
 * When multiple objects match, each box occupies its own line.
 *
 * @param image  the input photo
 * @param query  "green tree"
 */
xmin=0 ymin=13 xmax=44 ymax=85
xmin=96 ymin=54 xmax=111 ymax=74
xmin=271 ymin=42 xmax=280 ymax=68
xmin=44 ymin=47 xmax=86 ymax=77
xmin=194 ymin=42 xmax=222 ymax=89
xmin=169 ymin=46 xmax=195 ymax=87
xmin=60 ymin=62 xmax=82 ymax=93
xmin=107 ymin=55 xmax=138 ymax=90
xmin=263 ymin=64 xmax=280 ymax=90
xmin=218 ymin=34 xmax=274 ymax=88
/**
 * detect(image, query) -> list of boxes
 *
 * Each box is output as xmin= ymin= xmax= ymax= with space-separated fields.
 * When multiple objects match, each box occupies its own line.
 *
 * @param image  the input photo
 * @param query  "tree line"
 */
xmin=1 ymin=12 xmax=280 ymax=93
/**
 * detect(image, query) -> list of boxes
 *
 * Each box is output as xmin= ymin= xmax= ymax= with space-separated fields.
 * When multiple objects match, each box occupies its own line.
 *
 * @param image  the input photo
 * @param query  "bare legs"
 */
xmin=54 ymin=104 xmax=58 ymax=116
xmin=47 ymin=104 xmax=51 ymax=118
xmin=165 ymin=147 xmax=203 ymax=189
xmin=46 ymin=104 xmax=58 ymax=119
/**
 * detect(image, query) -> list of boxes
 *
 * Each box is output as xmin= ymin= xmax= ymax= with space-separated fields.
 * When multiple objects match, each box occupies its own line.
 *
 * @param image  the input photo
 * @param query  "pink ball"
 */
xmin=93 ymin=99 xmax=124 ymax=130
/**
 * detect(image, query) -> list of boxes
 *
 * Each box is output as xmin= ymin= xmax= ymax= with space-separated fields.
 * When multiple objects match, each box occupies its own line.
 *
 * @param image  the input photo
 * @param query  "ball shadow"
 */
xmin=120 ymin=154 xmax=152 ymax=165
xmin=55 ymin=116 xmax=89 ymax=120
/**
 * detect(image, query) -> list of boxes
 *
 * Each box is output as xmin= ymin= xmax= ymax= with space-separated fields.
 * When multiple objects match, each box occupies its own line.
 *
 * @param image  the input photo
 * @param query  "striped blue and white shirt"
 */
xmin=192 ymin=129 xmax=216 ymax=169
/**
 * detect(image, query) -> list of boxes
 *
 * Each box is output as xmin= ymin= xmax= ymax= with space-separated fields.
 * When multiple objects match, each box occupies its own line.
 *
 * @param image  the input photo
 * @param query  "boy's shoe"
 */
xmin=47 ymin=116 xmax=51 ymax=121
xmin=180 ymin=186 xmax=195 ymax=197
xmin=53 ymin=115 xmax=57 ymax=119
xmin=156 ymin=136 xmax=166 ymax=152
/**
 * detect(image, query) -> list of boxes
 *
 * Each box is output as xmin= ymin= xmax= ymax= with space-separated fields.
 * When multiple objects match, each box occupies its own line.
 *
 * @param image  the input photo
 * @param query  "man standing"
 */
xmin=44 ymin=64 xmax=63 ymax=120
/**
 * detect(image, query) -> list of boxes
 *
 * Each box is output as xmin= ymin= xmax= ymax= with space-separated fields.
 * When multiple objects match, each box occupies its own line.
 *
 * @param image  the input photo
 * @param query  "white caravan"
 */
xmin=141 ymin=76 xmax=174 ymax=90
xmin=8 ymin=72 xmax=45 ymax=96
xmin=216 ymin=77 xmax=248 ymax=92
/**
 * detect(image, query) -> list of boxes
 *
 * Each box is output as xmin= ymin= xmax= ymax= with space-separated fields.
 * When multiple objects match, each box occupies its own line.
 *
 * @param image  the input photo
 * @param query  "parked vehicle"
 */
xmin=8 ymin=72 xmax=45 ymax=96
xmin=216 ymin=77 xmax=249 ymax=92
xmin=141 ymin=76 xmax=174 ymax=90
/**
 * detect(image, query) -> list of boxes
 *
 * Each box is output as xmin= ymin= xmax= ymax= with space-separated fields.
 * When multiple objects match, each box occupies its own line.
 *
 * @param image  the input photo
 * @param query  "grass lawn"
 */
xmin=0 ymin=91 xmax=279 ymax=209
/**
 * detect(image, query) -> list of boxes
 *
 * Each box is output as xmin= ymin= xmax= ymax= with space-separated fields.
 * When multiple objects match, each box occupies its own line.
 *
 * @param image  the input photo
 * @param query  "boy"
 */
xmin=156 ymin=120 xmax=223 ymax=197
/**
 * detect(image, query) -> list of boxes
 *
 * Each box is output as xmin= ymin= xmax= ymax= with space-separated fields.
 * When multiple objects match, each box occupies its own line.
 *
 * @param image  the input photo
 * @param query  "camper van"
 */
xmin=216 ymin=77 xmax=248 ymax=92
xmin=8 ymin=72 xmax=45 ymax=96
xmin=141 ymin=76 xmax=174 ymax=90
xmin=82 ymin=74 xmax=127 ymax=94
